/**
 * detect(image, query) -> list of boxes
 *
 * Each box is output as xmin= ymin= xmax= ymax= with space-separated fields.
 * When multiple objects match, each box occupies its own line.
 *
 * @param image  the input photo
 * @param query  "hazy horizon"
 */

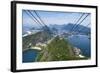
xmin=22 ymin=10 xmax=91 ymax=28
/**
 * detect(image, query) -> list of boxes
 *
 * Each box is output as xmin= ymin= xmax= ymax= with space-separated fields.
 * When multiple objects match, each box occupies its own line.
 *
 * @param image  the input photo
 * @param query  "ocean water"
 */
xmin=23 ymin=49 xmax=38 ymax=63
xmin=68 ymin=35 xmax=91 ymax=57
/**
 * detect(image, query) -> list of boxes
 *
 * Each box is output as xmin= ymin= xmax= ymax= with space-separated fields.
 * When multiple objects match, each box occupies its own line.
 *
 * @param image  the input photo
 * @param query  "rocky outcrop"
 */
xmin=73 ymin=47 xmax=81 ymax=56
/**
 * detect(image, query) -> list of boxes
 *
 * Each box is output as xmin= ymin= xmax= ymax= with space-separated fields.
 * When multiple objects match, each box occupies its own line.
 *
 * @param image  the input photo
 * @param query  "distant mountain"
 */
xmin=22 ymin=25 xmax=42 ymax=35
xmin=23 ymin=23 xmax=90 ymax=36
xmin=49 ymin=23 xmax=90 ymax=35
xmin=63 ymin=23 xmax=90 ymax=33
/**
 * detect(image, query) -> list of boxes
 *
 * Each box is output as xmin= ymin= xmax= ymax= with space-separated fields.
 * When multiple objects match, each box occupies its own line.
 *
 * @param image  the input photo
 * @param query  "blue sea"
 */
xmin=23 ymin=49 xmax=38 ymax=63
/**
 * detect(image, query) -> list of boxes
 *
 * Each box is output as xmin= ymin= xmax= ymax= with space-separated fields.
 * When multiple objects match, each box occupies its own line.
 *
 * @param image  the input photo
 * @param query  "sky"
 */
xmin=22 ymin=10 xmax=91 ymax=28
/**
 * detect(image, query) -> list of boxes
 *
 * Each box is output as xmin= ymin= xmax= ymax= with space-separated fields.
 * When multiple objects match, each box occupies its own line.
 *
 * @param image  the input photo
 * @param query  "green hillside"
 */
xmin=36 ymin=36 xmax=84 ymax=62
